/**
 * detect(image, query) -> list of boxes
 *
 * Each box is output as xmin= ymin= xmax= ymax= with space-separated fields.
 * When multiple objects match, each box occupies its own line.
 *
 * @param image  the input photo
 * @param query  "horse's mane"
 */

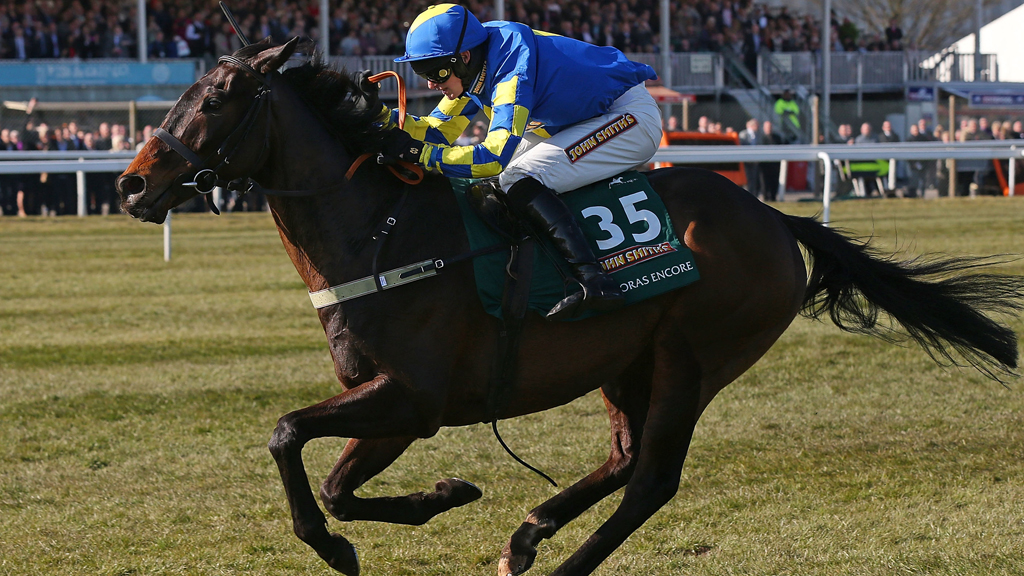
xmin=235 ymin=42 xmax=387 ymax=155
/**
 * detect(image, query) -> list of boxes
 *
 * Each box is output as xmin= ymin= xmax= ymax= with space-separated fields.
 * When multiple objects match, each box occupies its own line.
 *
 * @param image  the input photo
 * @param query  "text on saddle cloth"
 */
xmin=451 ymin=170 xmax=700 ymax=320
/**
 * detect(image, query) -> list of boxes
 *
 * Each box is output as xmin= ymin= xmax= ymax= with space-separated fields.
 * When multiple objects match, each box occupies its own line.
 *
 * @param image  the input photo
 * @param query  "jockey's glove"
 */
xmin=352 ymin=70 xmax=385 ymax=119
xmin=379 ymin=128 xmax=424 ymax=165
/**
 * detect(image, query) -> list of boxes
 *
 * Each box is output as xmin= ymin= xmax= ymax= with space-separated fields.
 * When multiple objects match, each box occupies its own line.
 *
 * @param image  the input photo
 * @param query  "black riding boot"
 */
xmin=506 ymin=177 xmax=624 ymax=320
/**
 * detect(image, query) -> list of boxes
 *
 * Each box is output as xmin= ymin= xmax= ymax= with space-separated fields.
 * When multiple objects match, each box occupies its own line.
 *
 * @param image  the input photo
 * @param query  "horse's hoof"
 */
xmin=497 ymin=553 xmax=532 ymax=576
xmin=437 ymin=478 xmax=483 ymax=507
xmin=318 ymin=532 xmax=360 ymax=576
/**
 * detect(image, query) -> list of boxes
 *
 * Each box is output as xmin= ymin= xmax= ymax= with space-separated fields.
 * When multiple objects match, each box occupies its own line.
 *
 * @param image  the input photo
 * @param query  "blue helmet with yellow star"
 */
xmin=395 ymin=4 xmax=487 ymax=81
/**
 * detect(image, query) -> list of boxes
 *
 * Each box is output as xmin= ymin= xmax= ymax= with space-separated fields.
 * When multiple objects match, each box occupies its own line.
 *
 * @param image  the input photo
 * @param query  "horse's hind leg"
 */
xmin=499 ymin=362 xmax=652 ymax=576
xmin=320 ymin=436 xmax=482 ymax=525
xmin=547 ymin=340 xmax=703 ymax=576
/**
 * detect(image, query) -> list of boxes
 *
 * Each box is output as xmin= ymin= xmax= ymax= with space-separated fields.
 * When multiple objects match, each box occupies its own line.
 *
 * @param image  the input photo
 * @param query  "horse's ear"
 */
xmin=253 ymin=37 xmax=300 ymax=74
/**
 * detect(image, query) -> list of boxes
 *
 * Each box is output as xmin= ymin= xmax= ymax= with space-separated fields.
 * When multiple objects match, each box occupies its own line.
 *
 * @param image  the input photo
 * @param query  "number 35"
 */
xmin=580 ymin=192 xmax=661 ymax=251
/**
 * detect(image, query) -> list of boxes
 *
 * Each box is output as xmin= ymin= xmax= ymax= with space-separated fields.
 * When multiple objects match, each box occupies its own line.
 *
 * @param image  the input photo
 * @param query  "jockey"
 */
xmin=377 ymin=3 xmax=662 ymax=320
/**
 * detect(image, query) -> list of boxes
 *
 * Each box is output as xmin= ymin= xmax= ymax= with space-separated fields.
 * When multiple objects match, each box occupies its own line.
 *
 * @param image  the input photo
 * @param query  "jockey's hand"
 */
xmin=352 ymin=70 xmax=381 ymax=115
xmin=379 ymin=129 xmax=424 ymax=165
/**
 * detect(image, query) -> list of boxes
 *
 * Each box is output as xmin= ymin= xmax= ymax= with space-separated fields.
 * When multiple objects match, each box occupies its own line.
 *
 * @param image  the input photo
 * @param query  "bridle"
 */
xmin=153 ymin=55 xmax=274 ymax=207
xmin=151 ymin=55 xmax=421 ymax=213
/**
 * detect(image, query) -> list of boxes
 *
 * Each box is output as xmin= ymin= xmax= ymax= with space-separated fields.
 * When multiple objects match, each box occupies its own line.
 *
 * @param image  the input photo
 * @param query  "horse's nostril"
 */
xmin=117 ymin=174 xmax=146 ymax=196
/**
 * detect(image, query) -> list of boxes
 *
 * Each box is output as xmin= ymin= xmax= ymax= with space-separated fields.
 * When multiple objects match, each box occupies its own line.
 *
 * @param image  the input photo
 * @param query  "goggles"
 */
xmin=411 ymin=56 xmax=456 ymax=84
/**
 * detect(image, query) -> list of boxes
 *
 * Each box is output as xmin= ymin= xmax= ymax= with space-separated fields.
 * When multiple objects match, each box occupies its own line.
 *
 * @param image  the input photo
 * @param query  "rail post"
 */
xmin=778 ymin=159 xmax=788 ymax=202
xmin=949 ymin=94 xmax=956 ymax=198
xmin=77 ymin=157 xmax=86 ymax=216
xmin=164 ymin=212 xmax=172 ymax=262
xmin=129 ymin=100 xmax=137 ymax=149
xmin=1010 ymin=147 xmax=1017 ymax=196
xmin=818 ymin=151 xmax=831 ymax=225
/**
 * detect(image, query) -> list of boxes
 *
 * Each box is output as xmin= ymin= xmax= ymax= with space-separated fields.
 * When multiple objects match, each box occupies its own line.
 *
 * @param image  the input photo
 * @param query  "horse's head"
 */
xmin=117 ymin=38 xmax=299 ymax=223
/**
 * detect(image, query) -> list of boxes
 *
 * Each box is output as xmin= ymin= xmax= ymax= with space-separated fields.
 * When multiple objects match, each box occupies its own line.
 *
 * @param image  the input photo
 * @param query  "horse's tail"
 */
xmin=781 ymin=212 xmax=1024 ymax=381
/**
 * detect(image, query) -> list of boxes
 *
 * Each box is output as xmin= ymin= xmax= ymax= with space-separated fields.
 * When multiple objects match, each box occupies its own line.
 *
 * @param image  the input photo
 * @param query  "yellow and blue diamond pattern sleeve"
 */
xmin=419 ymin=75 xmax=533 ymax=178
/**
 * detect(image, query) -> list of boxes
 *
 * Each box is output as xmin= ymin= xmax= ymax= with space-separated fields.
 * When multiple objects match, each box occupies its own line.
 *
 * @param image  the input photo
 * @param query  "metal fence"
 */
xmin=325 ymin=51 xmax=998 ymax=97
xmin=3 ymin=141 xmax=1021 ymax=221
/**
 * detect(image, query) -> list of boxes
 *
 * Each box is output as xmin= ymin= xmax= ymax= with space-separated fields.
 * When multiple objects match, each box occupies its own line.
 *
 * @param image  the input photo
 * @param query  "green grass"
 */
xmin=2 ymin=198 xmax=1024 ymax=576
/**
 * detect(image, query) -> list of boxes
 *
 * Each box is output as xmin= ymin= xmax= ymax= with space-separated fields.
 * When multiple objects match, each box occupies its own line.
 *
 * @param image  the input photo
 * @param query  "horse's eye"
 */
xmin=206 ymin=98 xmax=223 ymax=111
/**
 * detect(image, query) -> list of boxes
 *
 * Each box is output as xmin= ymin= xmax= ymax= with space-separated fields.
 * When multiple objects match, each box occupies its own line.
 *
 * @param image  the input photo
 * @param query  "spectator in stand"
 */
xmin=94 ymin=123 xmax=112 ymax=151
xmin=738 ymin=117 xmax=761 ymax=197
xmin=34 ymin=22 xmax=64 ymax=58
xmin=339 ymin=28 xmax=361 ymax=55
xmin=907 ymin=121 xmax=934 ymax=197
xmin=878 ymin=120 xmax=899 ymax=143
xmin=136 ymin=125 xmax=154 ymax=151
xmin=966 ymin=117 xmax=992 ymax=194
xmin=9 ymin=128 xmax=28 ymax=216
xmin=742 ymin=23 xmax=764 ymax=74
xmin=774 ymin=89 xmax=801 ymax=143
xmin=976 ymin=117 xmax=994 ymax=140
xmin=7 ymin=22 xmax=29 ymax=60
xmin=998 ymin=121 xmax=1013 ymax=140
xmin=105 ymin=25 xmax=133 ymax=58
xmin=760 ymin=120 xmax=782 ymax=201
xmin=0 ymin=0 xmax=910 ymax=61
xmin=854 ymin=122 xmax=877 ymax=144
xmin=885 ymin=18 xmax=903 ymax=50
xmin=836 ymin=123 xmax=854 ymax=144
xmin=148 ymin=30 xmax=176 ymax=58
xmin=185 ymin=9 xmax=211 ymax=60
xmin=1013 ymin=121 xmax=1024 ymax=139
xmin=697 ymin=115 xmax=709 ymax=133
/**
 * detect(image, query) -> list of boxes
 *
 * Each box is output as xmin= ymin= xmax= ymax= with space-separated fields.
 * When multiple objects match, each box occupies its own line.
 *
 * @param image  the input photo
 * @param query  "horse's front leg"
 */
xmin=267 ymin=375 xmax=442 ymax=576
xmin=320 ymin=436 xmax=482 ymax=525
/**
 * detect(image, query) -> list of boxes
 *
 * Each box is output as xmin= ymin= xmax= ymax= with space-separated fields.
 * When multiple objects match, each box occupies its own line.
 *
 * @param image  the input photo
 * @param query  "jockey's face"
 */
xmin=417 ymin=50 xmax=471 ymax=100
xmin=428 ymin=73 xmax=464 ymax=99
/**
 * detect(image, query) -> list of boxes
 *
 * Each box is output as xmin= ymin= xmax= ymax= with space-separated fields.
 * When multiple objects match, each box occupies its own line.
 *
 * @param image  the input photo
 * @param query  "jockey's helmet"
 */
xmin=395 ymin=4 xmax=487 ymax=82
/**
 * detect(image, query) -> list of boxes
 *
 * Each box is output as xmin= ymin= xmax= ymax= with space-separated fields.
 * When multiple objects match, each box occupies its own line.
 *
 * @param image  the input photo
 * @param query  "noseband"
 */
xmin=153 ymin=55 xmax=273 ymax=208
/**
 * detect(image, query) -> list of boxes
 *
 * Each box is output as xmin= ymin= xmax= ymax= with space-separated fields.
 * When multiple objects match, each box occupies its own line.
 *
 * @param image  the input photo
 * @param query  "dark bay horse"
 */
xmin=116 ymin=39 xmax=1024 ymax=576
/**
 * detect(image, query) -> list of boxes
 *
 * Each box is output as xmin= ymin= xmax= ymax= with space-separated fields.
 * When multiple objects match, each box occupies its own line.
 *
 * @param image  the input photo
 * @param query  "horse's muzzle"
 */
xmin=117 ymin=173 xmax=147 ymax=198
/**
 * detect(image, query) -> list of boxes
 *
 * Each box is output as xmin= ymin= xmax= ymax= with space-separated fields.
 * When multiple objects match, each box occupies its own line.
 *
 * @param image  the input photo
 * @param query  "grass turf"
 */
xmin=1 ymin=197 xmax=1023 ymax=575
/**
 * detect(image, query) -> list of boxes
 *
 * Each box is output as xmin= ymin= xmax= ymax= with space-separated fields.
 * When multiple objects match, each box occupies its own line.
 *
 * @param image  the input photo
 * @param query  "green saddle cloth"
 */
xmin=451 ymin=171 xmax=700 ymax=320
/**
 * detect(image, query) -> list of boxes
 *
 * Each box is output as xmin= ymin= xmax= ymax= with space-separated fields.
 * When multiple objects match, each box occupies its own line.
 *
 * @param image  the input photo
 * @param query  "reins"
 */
xmin=345 ymin=70 xmax=421 ymax=186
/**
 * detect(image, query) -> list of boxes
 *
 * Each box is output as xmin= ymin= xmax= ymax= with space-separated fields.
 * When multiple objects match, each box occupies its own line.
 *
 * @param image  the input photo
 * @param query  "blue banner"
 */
xmin=969 ymin=92 xmax=1024 ymax=108
xmin=0 ymin=61 xmax=196 ymax=87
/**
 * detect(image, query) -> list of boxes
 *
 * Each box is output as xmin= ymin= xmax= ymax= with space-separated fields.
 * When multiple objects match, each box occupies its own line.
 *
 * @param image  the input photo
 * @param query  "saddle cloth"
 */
xmin=450 ymin=171 xmax=700 ymax=320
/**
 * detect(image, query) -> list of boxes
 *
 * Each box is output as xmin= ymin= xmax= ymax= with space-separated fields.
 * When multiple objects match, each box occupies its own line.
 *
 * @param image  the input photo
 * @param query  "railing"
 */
xmin=655 ymin=140 xmax=1024 ymax=222
xmin=4 ymin=141 xmax=1021 ymax=222
xmin=338 ymin=51 xmax=999 ymax=95
xmin=910 ymin=51 xmax=999 ymax=83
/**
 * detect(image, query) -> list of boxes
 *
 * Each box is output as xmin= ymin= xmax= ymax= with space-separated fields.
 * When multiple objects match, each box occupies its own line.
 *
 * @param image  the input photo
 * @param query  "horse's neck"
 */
xmin=257 ymin=100 xmax=396 ymax=292
xmin=255 ymin=87 xmax=467 ymax=301
xmin=267 ymin=174 xmax=411 ymax=290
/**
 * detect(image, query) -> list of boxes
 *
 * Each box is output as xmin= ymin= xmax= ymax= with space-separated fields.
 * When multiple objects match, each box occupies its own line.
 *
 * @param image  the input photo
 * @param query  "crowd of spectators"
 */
xmin=681 ymin=111 xmax=1024 ymax=200
xmin=5 ymin=107 xmax=1024 ymax=215
xmin=1 ymin=0 xmax=908 ymax=62
xmin=1 ymin=112 xmax=134 ymax=216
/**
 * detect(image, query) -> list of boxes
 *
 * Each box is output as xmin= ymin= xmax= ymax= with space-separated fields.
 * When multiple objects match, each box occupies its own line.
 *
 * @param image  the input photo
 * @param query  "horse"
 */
xmin=116 ymin=39 xmax=1024 ymax=576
